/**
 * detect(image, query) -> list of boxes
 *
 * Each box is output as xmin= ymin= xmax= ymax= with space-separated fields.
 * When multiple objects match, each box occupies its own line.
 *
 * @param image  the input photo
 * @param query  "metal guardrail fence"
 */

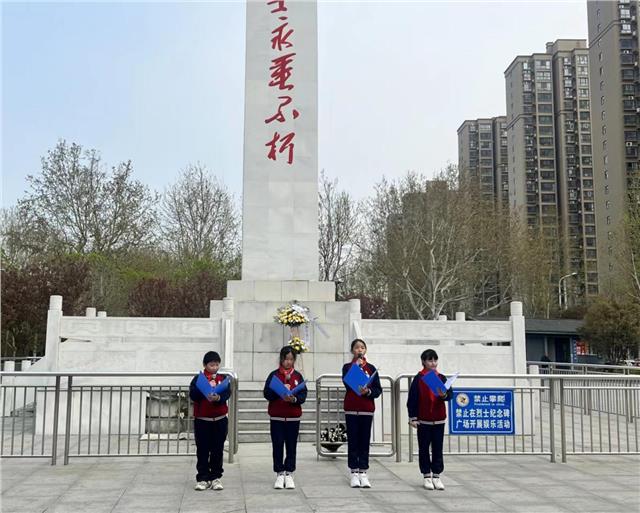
xmin=394 ymin=373 xmax=549 ymax=461
xmin=0 ymin=371 xmax=239 ymax=465
xmin=528 ymin=362 xmax=639 ymax=420
xmin=2 ymin=371 xmax=638 ymax=465
xmin=315 ymin=374 xmax=396 ymax=459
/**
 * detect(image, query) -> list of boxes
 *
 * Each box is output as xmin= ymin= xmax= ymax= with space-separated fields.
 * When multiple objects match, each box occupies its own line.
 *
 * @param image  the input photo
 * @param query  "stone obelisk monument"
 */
xmin=228 ymin=0 xmax=334 ymax=302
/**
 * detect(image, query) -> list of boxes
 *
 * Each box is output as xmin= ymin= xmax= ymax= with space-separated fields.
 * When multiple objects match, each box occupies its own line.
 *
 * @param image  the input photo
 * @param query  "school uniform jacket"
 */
xmin=189 ymin=371 xmax=231 ymax=419
xmin=406 ymin=370 xmax=453 ymax=424
xmin=341 ymin=361 xmax=382 ymax=414
xmin=263 ymin=368 xmax=307 ymax=420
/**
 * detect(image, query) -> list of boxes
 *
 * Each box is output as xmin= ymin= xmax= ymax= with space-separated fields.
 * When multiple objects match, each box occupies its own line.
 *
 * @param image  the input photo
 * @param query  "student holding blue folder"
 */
xmin=263 ymin=346 xmax=307 ymax=490
xmin=189 ymin=351 xmax=231 ymax=491
xmin=406 ymin=349 xmax=453 ymax=491
xmin=341 ymin=338 xmax=382 ymax=488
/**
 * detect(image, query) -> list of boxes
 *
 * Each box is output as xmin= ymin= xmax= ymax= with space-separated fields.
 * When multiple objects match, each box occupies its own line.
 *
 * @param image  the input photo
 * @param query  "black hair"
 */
xmin=279 ymin=346 xmax=297 ymax=363
xmin=203 ymin=351 xmax=221 ymax=365
xmin=421 ymin=349 xmax=438 ymax=362
xmin=350 ymin=338 xmax=367 ymax=352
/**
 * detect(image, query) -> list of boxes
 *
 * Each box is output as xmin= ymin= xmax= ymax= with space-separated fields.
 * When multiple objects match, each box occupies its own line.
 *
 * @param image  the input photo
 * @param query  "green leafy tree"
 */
xmin=578 ymin=298 xmax=640 ymax=362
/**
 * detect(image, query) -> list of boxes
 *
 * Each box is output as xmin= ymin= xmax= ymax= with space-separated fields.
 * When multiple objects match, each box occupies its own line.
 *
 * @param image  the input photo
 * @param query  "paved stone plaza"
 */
xmin=1 ymin=443 xmax=638 ymax=513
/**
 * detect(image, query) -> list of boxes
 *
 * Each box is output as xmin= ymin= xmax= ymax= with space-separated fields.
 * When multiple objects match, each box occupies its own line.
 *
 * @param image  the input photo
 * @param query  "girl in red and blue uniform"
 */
xmin=341 ymin=338 xmax=382 ymax=488
xmin=263 ymin=346 xmax=307 ymax=490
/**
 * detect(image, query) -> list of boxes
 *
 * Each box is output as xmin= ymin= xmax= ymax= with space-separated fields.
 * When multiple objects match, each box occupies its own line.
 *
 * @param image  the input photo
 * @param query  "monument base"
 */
xmin=227 ymin=280 xmax=335 ymax=302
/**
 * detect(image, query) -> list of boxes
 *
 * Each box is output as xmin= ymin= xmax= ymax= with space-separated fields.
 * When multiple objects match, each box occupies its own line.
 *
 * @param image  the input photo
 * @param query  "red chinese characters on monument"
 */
xmin=265 ymin=0 xmax=299 ymax=165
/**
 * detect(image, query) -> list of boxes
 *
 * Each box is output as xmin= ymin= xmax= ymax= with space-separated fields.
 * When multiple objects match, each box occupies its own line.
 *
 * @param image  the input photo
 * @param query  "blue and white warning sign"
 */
xmin=449 ymin=389 xmax=515 ymax=435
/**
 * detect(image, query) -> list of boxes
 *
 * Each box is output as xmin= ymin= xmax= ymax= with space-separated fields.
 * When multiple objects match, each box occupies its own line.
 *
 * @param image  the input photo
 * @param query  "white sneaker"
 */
xmin=274 ymin=473 xmax=285 ymax=489
xmin=211 ymin=479 xmax=224 ymax=491
xmin=359 ymin=472 xmax=371 ymax=488
xmin=284 ymin=473 xmax=295 ymax=489
xmin=423 ymin=477 xmax=435 ymax=490
xmin=432 ymin=476 xmax=445 ymax=490
xmin=350 ymin=473 xmax=361 ymax=488
xmin=194 ymin=481 xmax=211 ymax=491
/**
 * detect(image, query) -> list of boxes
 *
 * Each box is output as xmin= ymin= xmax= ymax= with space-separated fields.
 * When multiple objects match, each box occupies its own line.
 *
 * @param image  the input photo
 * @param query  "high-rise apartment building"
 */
xmin=587 ymin=0 xmax=640 ymax=293
xmin=505 ymin=40 xmax=597 ymax=298
xmin=457 ymin=117 xmax=509 ymax=210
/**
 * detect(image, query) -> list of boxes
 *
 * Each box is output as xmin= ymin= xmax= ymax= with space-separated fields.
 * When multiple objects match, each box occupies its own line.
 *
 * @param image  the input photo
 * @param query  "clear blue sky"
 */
xmin=2 ymin=1 xmax=587 ymax=207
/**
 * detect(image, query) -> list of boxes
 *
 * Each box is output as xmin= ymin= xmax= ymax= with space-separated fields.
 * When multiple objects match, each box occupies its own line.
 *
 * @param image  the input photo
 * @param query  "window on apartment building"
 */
xmin=538 ymin=115 xmax=553 ymax=124
xmin=598 ymin=51 xmax=603 ymax=61
xmin=538 ymin=104 xmax=553 ymax=113
xmin=581 ymin=134 xmax=591 ymax=143
xmin=585 ymin=214 xmax=595 ymax=224
xmin=605 ymin=185 xmax=609 ymax=195
xmin=541 ymin=183 xmax=555 ymax=192
xmin=541 ymin=194 xmax=555 ymax=202
xmin=536 ymin=71 xmax=551 ymax=80
xmin=601 ymin=110 xmax=606 ymax=121
xmin=606 ymin=200 xmax=611 ymax=210
xmin=599 ymin=80 xmax=605 ymax=90
xmin=584 ymin=202 xmax=594 ymax=212
xmin=540 ymin=137 xmax=554 ymax=146
xmin=607 ymin=216 xmax=611 ymax=225
xmin=621 ymin=53 xmax=634 ymax=64
xmin=620 ymin=39 xmax=634 ymax=50
xmin=603 ymin=140 xmax=607 ymax=151
xmin=604 ymin=170 xmax=609 ymax=180
xmin=581 ymin=122 xmax=591 ymax=132
xmin=582 ymin=156 xmax=593 ymax=166
xmin=604 ymin=155 xmax=608 ymax=165
xmin=579 ymin=88 xmax=589 ymax=97
xmin=620 ymin=8 xmax=631 ymax=18
xmin=535 ymin=59 xmax=550 ymax=69
xmin=583 ymin=168 xmax=593 ymax=178
xmin=579 ymin=111 xmax=590 ymax=121
xmin=579 ymin=100 xmax=590 ymax=110
xmin=599 ymin=66 xmax=604 ymax=77
xmin=538 ymin=93 xmax=552 ymax=102
xmin=578 ymin=66 xmax=588 ymax=76
xmin=583 ymin=179 xmax=593 ymax=188
xmin=537 ymin=82 xmax=551 ymax=91
xmin=578 ymin=77 xmax=589 ymax=87
xmin=585 ymin=226 xmax=596 ymax=235
xmin=602 ymin=125 xmax=607 ymax=135
xmin=623 ymin=84 xmax=636 ymax=95
xmin=586 ymin=249 xmax=597 ymax=259
xmin=621 ymin=69 xmax=635 ymax=80
xmin=625 ymin=131 xmax=638 ymax=141
xmin=577 ymin=55 xmax=587 ymax=65
xmin=564 ymin=88 xmax=574 ymax=99
xmin=581 ymin=145 xmax=592 ymax=154
xmin=601 ymin=95 xmax=605 ymax=105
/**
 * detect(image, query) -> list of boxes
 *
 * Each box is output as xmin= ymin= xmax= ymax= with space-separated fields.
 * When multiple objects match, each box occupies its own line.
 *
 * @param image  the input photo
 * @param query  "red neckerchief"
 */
xmin=419 ymin=367 xmax=438 ymax=376
xmin=279 ymin=365 xmax=295 ymax=382
xmin=352 ymin=356 xmax=371 ymax=377
xmin=204 ymin=370 xmax=218 ymax=384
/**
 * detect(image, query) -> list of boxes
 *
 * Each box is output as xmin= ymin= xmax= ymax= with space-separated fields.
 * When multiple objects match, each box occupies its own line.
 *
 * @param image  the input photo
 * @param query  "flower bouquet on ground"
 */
xmin=274 ymin=302 xmax=310 ymax=327
xmin=320 ymin=423 xmax=347 ymax=452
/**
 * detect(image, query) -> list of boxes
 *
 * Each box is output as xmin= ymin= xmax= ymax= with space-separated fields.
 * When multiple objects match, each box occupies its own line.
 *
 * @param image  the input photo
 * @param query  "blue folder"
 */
xmin=422 ymin=370 xmax=446 ymax=396
xmin=344 ymin=363 xmax=377 ymax=397
xmin=196 ymin=373 xmax=230 ymax=397
xmin=269 ymin=375 xmax=306 ymax=400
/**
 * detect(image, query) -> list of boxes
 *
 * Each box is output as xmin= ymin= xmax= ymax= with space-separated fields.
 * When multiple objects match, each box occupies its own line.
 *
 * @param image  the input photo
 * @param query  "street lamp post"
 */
xmin=558 ymin=272 xmax=578 ymax=310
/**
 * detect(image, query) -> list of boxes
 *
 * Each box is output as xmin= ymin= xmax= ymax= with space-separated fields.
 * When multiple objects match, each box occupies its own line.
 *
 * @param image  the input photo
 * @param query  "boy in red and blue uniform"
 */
xmin=189 ymin=351 xmax=231 ymax=491
xmin=406 ymin=349 xmax=452 ymax=491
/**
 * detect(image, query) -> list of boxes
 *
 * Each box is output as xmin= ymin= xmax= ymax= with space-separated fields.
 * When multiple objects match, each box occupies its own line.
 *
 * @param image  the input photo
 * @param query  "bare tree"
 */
xmin=361 ymin=167 xmax=491 ymax=319
xmin=318 ymin=171 xmax=361 ymax=288
xmin=161 ymin=164 xmax=240 ymax=264
xmin=15 ymin=140 xmax=158 ymax=255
